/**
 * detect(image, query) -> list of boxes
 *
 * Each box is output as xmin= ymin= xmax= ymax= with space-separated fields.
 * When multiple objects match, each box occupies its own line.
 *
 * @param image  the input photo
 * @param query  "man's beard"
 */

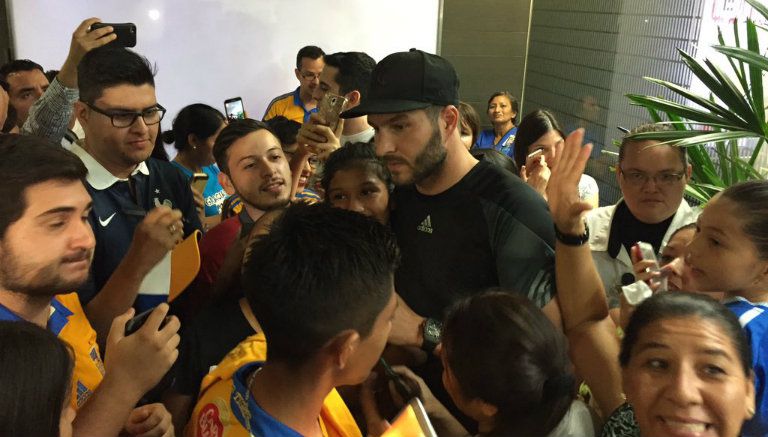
xmin=384 ymin=126 xmax=447 ymax=186
xmin=0 ymin=248 xmax=92 ymax=297
xmin=412 ymin=127 xmax=447 ymax=184
xmin=238 ymin=187 xmax=292 ymax=213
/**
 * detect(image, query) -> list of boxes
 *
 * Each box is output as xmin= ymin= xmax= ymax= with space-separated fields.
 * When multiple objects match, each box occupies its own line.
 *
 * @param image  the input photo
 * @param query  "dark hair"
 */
xmin=321 ymin=142 xmax=393 ymax=194
xmin=620 ymin=291 xmax=752 ymax=375
xmin=213 ymin=118 xmax=273 ymax=175
xmin=2 ymin=104 xmax=16 ymax=133
xmin=487 ymin=91 xmax=519 ymax=125
xmin=323 ymin=52 xmax=376 ymax=96
xmin=0 ymin=59 xmax=45 ymax=82
xmin=296 ymin=45 xmax=325 ymax=70
xmin=472 ymin=148 xmax=518 ymax=175
xmin=162 ymin=103 xmax=225 ymax=152
xmin=152 ymin=121 xmax=170 ymax=162
xmin=0 ymin=134 xmax=87 ymax=238
xmin=0 ymin=320 xmax=74 ymax=437
xmin=443 ymin=292 xmax=574 ymax=437
xmin=265 ymin=116 xmax=301 ymax=147
xmin=458 ymin=101 xmax=480 ymax=147
xmin=513 ymin=109 xmax=565 ymax=170
xmin=619 ymin=123 xmax=687 ymax=168
xmin=78 ymin=47 xmax=156 ymax=104
xmin=720 ymin=180 xmax=768 ymax=259
xmin=243 ymin=203 xmax=399 ymax=367
xmin=44 ymin=69 xmax=59 ymax=83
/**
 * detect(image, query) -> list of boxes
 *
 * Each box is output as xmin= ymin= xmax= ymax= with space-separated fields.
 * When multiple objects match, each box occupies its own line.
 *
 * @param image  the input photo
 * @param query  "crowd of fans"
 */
xmin=0 ymin=17 xmax=767 ymax=437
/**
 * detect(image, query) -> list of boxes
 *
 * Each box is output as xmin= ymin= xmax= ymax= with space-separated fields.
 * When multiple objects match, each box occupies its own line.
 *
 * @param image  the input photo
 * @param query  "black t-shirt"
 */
xmin=171 ymin=297 xmax=254 ymax=396
xmin=390 ymin=159 xmax=557 ymax=319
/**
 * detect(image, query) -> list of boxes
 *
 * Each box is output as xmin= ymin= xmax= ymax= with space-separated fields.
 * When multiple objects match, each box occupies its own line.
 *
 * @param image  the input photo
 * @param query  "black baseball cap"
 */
xmin=340 ymin=49 xmax=459 ymax=118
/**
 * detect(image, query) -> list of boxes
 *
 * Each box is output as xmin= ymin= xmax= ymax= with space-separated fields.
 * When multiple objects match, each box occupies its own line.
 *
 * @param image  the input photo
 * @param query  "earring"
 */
xmin=748 ymin=406 xmax=756 ymax=417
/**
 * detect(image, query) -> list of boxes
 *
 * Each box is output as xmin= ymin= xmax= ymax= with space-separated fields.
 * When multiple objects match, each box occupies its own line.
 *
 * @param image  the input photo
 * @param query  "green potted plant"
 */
xmin=624 ymin=0 xmax=767 ymax=203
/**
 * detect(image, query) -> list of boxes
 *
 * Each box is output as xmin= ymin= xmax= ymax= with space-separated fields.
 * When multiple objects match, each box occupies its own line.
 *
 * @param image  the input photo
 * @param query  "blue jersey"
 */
xmin=171 ymin=162 xmax=227 ymax=217
xmin=71 ymin=144 xmax=202 ymax=313
xmin=474 ymin=127 xmax=517 ymax=158
xmin=725 ymin=297 xmax=768 ymax=437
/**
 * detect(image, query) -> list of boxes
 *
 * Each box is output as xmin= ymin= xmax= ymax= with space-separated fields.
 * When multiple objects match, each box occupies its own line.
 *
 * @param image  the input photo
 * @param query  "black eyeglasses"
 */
xmin=85 ymin=102 xmax=166 ymax=128
xmin=619 ymin=167 xmax=686 ymax=187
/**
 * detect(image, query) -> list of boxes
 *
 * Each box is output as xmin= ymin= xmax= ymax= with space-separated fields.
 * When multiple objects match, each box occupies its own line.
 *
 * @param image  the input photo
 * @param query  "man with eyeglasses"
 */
xmin=70 ymin=47 xmax=202 ymax=341
xmin=263 ymin=45 xmax=325 ymax=124
xmin=586 ymin=123 xmax=699 ymax=322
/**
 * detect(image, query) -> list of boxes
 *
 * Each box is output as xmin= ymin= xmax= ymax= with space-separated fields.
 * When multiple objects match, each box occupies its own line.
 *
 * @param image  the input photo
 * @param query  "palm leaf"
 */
xmin=643 ymin=77 xmax=740 ymax=121
xmin=746 ymin=20 xmax=765 ymax=126
xmin=747 ymin=0 xmax=768 ymax=22
xmin=704 ymin=58 xmax=757 ymax=125
xmin=719 ymin=24 xmax=750 ymax=94
xmin=626 ymin=94 xmax=749 ymax=128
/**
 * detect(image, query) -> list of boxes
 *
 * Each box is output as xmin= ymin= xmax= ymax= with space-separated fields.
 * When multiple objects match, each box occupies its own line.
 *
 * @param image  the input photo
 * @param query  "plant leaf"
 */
xmin=746 ymin=20 xmax=765 ymax=126
xmin=746 ymin=0 xmax=768 ymax=23
xmin=626 ymin=94 xmax=749 ymax=129
xmin=669 ymin=130 xmax=762 ymax=148
xmin=704 ymin=58 xmax=758 ymax=125
xmin=644 ymin=77 xmax=738 ymax=121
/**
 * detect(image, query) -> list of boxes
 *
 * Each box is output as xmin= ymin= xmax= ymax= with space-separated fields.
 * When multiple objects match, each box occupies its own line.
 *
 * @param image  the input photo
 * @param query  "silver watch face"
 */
xmin=425 ymin=320 xmax=442 ymax=339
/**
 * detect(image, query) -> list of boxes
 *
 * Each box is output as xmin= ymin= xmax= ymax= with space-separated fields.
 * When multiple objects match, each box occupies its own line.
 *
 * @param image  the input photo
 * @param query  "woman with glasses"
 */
xmin=585 ymin=123 xmax=698 ymax=324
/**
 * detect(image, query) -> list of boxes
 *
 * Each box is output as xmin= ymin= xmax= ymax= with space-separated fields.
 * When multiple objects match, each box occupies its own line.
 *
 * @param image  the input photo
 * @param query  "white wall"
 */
xmin=8 ymin=0 xmax=439 ymax=125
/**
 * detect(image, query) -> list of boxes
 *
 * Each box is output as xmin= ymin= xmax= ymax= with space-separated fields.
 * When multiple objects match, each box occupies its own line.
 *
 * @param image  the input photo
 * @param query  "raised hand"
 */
xmin=546 ymin=129 xmax=593 ymax=236
xmin=58 ymin=18 xmax=117 ymax=88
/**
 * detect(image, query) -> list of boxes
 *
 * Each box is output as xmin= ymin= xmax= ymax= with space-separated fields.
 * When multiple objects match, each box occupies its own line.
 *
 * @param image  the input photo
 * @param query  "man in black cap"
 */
xmin=341 ymin=50 xmax=561 ymax=423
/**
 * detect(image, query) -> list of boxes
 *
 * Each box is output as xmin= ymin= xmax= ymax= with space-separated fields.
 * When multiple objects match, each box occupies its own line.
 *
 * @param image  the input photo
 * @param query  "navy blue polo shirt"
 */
xmin=72 ymin=143 xmax=202 ymax=312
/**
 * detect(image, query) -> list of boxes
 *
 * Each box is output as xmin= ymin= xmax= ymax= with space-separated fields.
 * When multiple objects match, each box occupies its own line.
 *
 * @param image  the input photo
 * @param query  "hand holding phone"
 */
xmin=124 ymin=307 xmax=170 ymax=336
xmin=317 ymin=92 xmax=348 ymax=132
xmin=90 ymin=22 xmax=136 ymax=48
xmin=105 ymin=304 xmax=180 ymax=399
xmin=632 ymin=241 xmax=668 ymax=292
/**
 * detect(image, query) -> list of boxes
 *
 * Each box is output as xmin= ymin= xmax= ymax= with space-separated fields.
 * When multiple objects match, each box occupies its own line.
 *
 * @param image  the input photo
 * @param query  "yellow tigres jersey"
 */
xmin=54 ymin=293 xmax=106 ymax=410
xmin=186 ymin=333 xmax=360 ymax=437
xmin=263 ymin=88 xmax=316 ymax=124
xmin=0 ymin=293 xmax=105 ymax=410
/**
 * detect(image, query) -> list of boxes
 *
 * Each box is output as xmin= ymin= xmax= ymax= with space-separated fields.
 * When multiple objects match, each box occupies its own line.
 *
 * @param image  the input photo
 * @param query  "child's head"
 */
xmin=242 ymin=203 xmax=399 ymax=385
xmin=685 ymin=180 xmax=768 ymax=297
xmin=458 ymin=101 xmax=480 ymax=149
xmin=660 ymin=223 xmax=696 ymax=291
xmin=321 ymin=142 xmax=392 ymax=224
xmin=441 ymin=292 xmax=574 ymax=436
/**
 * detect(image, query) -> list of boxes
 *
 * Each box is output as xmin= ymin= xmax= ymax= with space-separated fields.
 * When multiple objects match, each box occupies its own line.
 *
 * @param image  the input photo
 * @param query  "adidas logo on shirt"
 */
xmin=417 ymin=215 xmax=433 ymax=234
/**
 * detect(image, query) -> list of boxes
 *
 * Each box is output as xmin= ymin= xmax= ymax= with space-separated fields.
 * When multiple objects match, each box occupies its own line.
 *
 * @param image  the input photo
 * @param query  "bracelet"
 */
xmin=554 ymin=222 xmax=590 ymax=246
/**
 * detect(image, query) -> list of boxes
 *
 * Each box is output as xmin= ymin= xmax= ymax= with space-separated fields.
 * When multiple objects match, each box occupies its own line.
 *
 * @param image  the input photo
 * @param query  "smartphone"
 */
xmin=635 ymin=241 xmax=660 ymax=269
xmin=317 ymin=92 xmax=348 ymax=131
xmin=90 ymin=22 xmax=136 ymax=48
xmin=634 ymin=241 xmax=668 ymax=292
xmin=224 ymin=97 xmax=245 ymax=120
xmin=191 ymin=172 xmax=209 ymax=193
xmin=124 ymin=308 xmax=169 ymax=336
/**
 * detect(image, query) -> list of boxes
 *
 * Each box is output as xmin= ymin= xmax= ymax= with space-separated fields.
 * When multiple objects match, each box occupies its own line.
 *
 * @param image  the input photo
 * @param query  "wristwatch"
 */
xmin=421 ymin=318 xmax=442 ymax=354
xmin=554 ymin=222 xmax=590 ymax=246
